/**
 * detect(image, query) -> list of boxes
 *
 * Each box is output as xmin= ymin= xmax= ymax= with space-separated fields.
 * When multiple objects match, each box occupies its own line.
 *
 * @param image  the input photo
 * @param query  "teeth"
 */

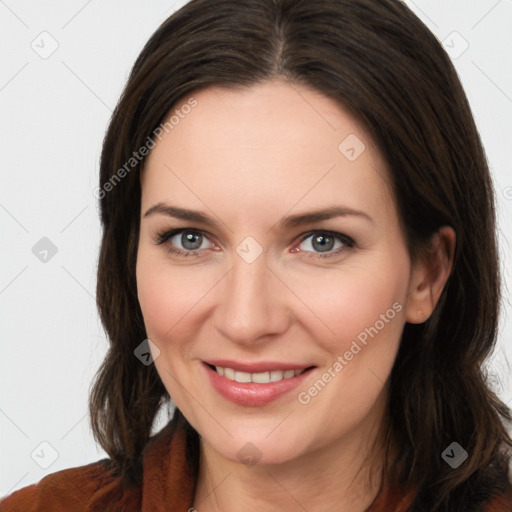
xmin=235 ymin=371 xmax=252 ymax=383
xmin=252 ymin=371 xmax=270 ymax=383
xmin=214 ymin=366 xmax=306 ymax=383
xmin=270 ymin=370 xmax=284 ymax=382
xmin=224 ymin=367 xmax=235 ymax=380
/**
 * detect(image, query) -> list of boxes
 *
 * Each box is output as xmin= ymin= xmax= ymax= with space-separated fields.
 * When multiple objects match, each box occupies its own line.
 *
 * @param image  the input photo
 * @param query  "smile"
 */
xmin=213 ymin=366 xmax=307 ymax=383
xmin=203 ymin=361 xmax=315 ymax=407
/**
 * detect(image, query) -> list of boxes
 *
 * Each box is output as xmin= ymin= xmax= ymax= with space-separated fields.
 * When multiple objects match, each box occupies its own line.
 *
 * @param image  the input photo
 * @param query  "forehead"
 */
xmin=158 ymin=79 xmax=377 ymax=159
xmin=141 ymin=79 xmax=394 ymax=225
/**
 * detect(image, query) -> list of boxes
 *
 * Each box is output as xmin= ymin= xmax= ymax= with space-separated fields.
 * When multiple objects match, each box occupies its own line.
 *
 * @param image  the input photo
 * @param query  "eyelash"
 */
xmin=153 ymin=228 xmax=355 ymax=260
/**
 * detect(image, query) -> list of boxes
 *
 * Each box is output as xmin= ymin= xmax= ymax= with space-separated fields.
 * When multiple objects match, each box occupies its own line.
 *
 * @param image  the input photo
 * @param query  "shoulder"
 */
xmin=0 ymin=417 xmax=194 ymax=512
xmin=0 ymin=459 xmax=126 ymax=512
xmin=369 ymin=476 xmax=512 ymax=511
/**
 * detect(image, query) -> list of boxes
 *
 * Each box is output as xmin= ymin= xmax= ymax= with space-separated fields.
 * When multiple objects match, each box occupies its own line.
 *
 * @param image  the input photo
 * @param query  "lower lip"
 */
xmin=203 ymin=362 xmax=315 ymax=407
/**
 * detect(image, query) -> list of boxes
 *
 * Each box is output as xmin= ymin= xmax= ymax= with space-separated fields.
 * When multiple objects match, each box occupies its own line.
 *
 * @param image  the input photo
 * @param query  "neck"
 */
xmin=192 ymin=392 xmax=391 ymax=512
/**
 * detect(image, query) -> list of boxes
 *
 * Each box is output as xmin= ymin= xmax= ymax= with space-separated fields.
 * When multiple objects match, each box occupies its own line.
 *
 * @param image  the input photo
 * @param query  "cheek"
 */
xmin=291 ymin=261 xmax=408 ymax=355
xmin=136 ymin=249 xmax=184 ymax=338
xmin=291 ymin=262 xmax=408 ymax=435
xmin=135 ymin=249 xmax=218 ymax=343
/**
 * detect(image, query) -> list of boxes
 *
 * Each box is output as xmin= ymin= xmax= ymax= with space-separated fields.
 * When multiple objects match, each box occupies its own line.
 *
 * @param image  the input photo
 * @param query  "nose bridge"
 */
xmin=215 ymin=243 xmax=286 ymax=344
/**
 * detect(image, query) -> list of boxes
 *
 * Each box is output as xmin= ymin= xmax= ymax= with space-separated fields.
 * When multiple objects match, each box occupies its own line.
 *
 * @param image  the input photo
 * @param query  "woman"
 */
xmin=2 ymin=0 xmax=511 ymax=510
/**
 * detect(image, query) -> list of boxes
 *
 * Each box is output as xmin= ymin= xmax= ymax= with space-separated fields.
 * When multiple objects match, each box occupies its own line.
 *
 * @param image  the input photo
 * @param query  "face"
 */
xmin=136 ymin=79 xmax=421 ymax=467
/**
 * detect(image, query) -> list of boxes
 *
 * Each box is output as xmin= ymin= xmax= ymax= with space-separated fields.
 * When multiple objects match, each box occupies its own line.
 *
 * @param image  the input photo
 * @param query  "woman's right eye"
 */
xmin=154 ymin=228 xmax=214 ymax=257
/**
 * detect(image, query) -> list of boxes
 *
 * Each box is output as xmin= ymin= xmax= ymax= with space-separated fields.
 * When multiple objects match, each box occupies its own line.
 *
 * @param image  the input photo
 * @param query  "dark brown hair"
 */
xmin=89 ymin=0 xmax=512 ymax=509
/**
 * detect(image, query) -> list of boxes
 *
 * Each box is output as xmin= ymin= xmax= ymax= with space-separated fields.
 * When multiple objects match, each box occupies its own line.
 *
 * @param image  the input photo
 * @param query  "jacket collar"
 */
xmin=137 ymin=417 xmax=416 ymax=512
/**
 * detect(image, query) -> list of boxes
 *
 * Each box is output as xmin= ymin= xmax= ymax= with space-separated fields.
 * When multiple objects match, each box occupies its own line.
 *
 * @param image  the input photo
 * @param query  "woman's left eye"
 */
xmin=296 ymin=231 xmax=355 ymax=259
xmin=153 ymin=228 xmax=355 ymax=259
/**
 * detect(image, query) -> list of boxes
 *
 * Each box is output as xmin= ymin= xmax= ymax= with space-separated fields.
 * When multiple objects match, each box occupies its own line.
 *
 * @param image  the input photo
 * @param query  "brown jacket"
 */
xmin=1 ymin=420 xmax=511 ymax=511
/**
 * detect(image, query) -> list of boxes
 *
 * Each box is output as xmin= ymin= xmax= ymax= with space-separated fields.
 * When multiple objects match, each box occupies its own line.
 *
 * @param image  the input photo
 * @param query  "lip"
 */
xmin=202 ymin=361 xmax=315 ymax=407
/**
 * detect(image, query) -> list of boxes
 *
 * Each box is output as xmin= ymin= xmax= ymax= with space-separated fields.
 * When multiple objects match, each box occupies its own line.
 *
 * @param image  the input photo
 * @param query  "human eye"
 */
xmin=153 ymin=228 xmax=355 ymax=260
xmin=153 ymin=228 xmax=215 ymax=258
xmin=295 ymin=230 xmax=355 ymax=259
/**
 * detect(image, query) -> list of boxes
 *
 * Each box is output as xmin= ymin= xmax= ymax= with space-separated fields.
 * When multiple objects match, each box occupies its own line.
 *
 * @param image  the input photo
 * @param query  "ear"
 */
xmin=405 ymin=226 xmax=456 ymax=324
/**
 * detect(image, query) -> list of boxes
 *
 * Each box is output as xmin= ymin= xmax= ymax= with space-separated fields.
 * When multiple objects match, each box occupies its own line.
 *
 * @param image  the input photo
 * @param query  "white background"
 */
xmin=1 ymin=0 xmax=511 ymax=497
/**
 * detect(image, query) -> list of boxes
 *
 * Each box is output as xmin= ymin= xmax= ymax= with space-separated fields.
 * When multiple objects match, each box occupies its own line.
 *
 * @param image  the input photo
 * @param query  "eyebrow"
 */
xmin=143 ymin=202 xmax=373 ymax=229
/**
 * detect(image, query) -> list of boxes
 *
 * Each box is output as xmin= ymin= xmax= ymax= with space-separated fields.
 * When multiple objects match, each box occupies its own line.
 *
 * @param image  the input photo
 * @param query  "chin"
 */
xmin=200 ymin=423 xmax=314 ymax=468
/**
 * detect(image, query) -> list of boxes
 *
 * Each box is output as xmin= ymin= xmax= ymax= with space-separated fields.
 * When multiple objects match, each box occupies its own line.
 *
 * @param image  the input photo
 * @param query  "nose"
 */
xmin=213 ymin=249 xmax=290 ymax=347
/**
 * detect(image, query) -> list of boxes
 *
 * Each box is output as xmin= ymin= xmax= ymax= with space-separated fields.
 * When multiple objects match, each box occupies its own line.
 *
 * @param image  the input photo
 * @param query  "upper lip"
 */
xmin=204 ymin=359 xmax=314 ymax=373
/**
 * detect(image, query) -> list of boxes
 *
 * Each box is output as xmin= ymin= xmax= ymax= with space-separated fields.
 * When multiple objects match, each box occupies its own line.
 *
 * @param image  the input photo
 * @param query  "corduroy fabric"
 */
xmin=1 ymin=420 xmax=510 ymax=512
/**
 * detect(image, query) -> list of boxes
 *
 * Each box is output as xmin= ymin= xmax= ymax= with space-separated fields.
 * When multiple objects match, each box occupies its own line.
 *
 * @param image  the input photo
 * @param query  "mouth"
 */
xmin=205 ymin=363 xmax=313 ymax=383
xmin=202 ymin=361 xmax=316 ymax=407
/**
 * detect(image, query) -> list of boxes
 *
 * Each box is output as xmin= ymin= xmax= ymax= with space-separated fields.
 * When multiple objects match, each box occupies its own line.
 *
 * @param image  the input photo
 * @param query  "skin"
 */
xmin=136 ymin=79 xmax=455 ymax=512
